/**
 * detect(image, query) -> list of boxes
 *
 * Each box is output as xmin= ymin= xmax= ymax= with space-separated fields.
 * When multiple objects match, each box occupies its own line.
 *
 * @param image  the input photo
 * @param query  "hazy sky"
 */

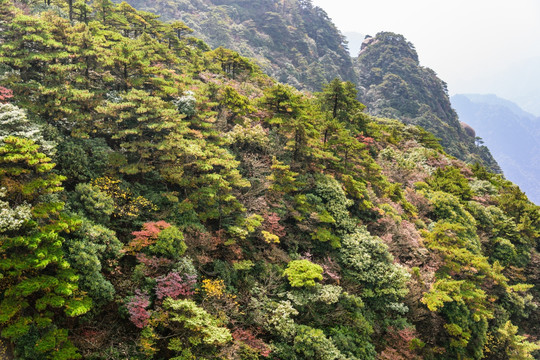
xmin=311 ymin=0 xmax=540 ymax=98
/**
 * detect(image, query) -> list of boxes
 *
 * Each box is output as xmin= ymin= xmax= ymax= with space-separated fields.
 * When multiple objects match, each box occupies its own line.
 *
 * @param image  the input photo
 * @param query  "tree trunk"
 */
xmin=68 ymin=0 xmax=73 ymax=22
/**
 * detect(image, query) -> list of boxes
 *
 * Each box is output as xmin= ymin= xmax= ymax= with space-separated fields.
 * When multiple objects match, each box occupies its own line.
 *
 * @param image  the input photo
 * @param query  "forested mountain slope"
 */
xmin=116 ymin=0 xmax=500 ymax=173
xmin=354 ymin=32 xmax=500 ymax=172
xmin=452 ymin=94 xmax=540 ymax=204
xmin=0 ymin=1 xmax=539 ymax=360
xmin=115 ymin=0 xmax=356 ymax=90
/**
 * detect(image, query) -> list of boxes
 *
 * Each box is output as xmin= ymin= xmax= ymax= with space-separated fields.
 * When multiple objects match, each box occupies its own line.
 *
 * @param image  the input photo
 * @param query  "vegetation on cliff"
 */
xmin=355 ymin=32 xmax=500 ymax=172
xmin=116 ymin=0 xmax=356 ymax=91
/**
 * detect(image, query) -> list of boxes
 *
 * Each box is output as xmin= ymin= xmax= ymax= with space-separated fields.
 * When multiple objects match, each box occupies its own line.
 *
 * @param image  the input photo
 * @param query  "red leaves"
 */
xmin=155 ymin=272 xmax=196 ymax=300
xmin=357 ymin=134 xmax=375 ymax=146
xmin=232 ymin=328 xmax=271 ymax=357
xmin=126 ymin=290 xmax=151 ymax=329
xmin=126 ymin=221 xmax=171 ymax=253
xmin=183 ymin=228 xmax=224 ymax=264
xmin=0 ymin=87 xmax=13 ymax=103
xmin=135 ymin=253 xmax=173 ymax=276
xmin=262 ymin=212 xmax=285 ymax=238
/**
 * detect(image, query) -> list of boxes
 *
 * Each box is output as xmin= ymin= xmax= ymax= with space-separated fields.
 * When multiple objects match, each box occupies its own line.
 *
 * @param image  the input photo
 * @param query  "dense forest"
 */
xmin=116 ymin=0 xmax=500 ymax=175
xmin=114 ymin=0 xmax=355 ymax=91
xmin=0 ymin=1 xmax=539 ymax=360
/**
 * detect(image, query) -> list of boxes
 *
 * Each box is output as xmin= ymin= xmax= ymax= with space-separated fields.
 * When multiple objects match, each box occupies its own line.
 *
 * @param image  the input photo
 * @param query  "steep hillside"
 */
xmin=0 ymin=2 xmax=539 ymax=360
xmin=452 ymin=94 xmax=540 ymax=204
xmin=114 ymin=2 xmax=500 ymax=173
xmin=354 ymin=32 xmax=500 ymax=172
xmin=115 ymin=0 xmax=356 ymax=90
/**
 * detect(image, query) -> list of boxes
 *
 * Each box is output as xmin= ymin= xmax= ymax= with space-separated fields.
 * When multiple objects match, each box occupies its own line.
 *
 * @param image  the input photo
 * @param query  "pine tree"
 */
xmin=320 ymin=79 xmax=366 ymax=127
xmin=96 ymin=89 xmax=186 ymax=174
xmin=0 ymin=137 xmax=90 ymax=359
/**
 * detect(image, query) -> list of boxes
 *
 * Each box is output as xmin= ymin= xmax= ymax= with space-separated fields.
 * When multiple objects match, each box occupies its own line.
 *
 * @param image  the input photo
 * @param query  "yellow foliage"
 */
xmin=201 ymin=278 xmax=226 ymax=298
xmin=138 ymin=327 xmax=158 ymax=357
xmin=262 ymin=230 xmax=280 ymax=244
xmin=92 ymin=177 xmax=157 ymax=218
xmin=200 ymin=278 xmax=237 ymax=307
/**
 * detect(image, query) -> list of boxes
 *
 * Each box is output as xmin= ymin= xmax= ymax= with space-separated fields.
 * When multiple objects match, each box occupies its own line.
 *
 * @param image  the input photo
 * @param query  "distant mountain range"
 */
xmin=455 ymin=57 xmax=540 ymax=117
xmin=490 ymin=57 xmax=540 ymax=117
xmin=452 ymin=94 xmax=540 ymax=204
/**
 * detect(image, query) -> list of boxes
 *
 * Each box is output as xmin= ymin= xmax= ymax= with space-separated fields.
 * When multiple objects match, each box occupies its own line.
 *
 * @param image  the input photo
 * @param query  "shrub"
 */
xmin=126 ymin=221 xmax=187 ymax=259
xmin=155 ymin=272 xmax=196 ymax=300
xmin=149 ymin=225 xmax=187 ymax=260
xmin=0 ymin=187 xmax=31 ymax=232
xmin=224 ymin=123 xmax=270 ymax=152
xmin=314 ymin=174 xmax=355 ymax=236
xmin=163 ymin=298 xmax=232 ymax=357
xmin=261 ymin=300 xmax=299 ymax=339
xmin=340 ymin=227 xmax=409 ymax=314
xmin=427 ymin=166 xmax=473 ymax=201
xmin=0 ymin=86 xmax=13 ymax=102
xmin=173 ymin=90 xmax=196 ymax=117
xmin=293 ymin=325 xmax=344 ymax=360
xmin=0 ymin=103 xmax=55 ymax=155
xmin=73 ymin=183 xmax=115 ymax=224
xmin=56 ymin=138 xmax=111 ymax=183
xmin=283 ymin=260 xmax=323 ymax=288
xmin=232 ymin=329 xmax=271 ymax=357
xmin=126 ymin=290 xmax=151 ymax=329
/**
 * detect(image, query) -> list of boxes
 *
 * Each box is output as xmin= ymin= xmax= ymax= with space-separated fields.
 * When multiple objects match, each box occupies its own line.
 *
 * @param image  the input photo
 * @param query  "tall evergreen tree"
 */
xmin=0 ymin=137 xmax=90 ymax=360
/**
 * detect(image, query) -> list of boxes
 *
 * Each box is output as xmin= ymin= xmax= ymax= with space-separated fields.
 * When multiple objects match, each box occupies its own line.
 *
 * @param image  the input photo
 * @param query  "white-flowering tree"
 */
xmin=0 ymin=103 xmax=55 ymax=154
xmin=341 ymin=227 xmax=410 ymax=315
xmin=0 ymin=187 xmax=32 ymax=232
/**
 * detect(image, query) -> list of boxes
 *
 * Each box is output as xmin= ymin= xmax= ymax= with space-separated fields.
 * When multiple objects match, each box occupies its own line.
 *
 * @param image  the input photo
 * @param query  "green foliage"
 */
xmin=13 ymin=326 xmax=81 ymax=360
xmin=427 ymin=166 xmax=473 ymax=201
xmin=267 ymin=157 xmax=299 ymax=194
xmin=148 ymin=225 xmax=187 ymax=260
xmin=96 ymin=89 xmax=186 ymax=174
xmin=422 ymin=216 xmax=512 ymax=358
xmin=493 ymin=321 xmax=540 ymax=360
xmin=73 ymin=183 xmax=115 ymax=224
xmin=224 ymin=122 xmax=270 ymax=152
xmin=313 ymin=174 xmax=356 ymax=235
xmin=64 ymin=219 xmax=122 ymax=304
xmin=207 ymin=47 xmax=255 ymax=79
xmin=319 ymin=78 xmax=366 ymax=129
xmin=56 ymin=138 xmax=112 ymax=183
xmin=427 ymin=191 xmax=477 ymax=231
xmin=341 ymin=227 xmax=409 ymax=315
xmin=161 ymin=298 xmax=232 ymax=358
xmin=292 ymin=325 xmax=345 ymax=360
xmin=283 ymin=260 xmax=323 ymax=288
xmin=0 ymin=137 xmax=89 ymax=359
xmin=261 ymin=83 xmax=304 ymax=120
xmin=0 ymin=4 xmax=539 ymax=360
xmin=329 ymin=325 xmax=376 ymax=360
xmin=173 ymin=91 xmax=197 ymax=118
xmin=0 ymin=103 xmax=55 ymax=155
